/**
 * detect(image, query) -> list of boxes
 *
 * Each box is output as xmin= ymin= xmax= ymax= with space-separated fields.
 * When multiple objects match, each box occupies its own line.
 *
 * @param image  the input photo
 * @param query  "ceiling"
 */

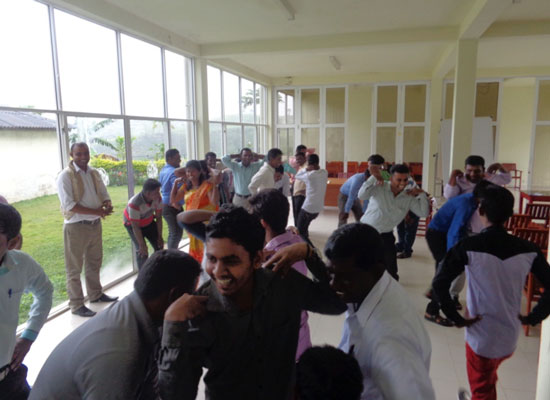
xmin=60 ymin=0 xmax=550 ymax=80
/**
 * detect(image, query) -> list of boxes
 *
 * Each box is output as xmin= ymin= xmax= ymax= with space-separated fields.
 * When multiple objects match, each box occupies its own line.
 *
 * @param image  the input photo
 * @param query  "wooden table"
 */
xmin=519 ymin=190 xmax=550 ymax=213
xmin=325 ymin=178 xmax=347 ymax=207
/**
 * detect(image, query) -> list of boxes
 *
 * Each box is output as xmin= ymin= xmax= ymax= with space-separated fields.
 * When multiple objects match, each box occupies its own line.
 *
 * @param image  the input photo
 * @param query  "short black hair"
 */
xmin=241 ymin=147 xmax=252 ymax=154
xmin=389 ymin=164 xmax=409 ymax=175
xmin=295 ymin=152 xmax=306 ymax=159
xmin=308 ymin=154 xmax=319 ymax=165
xmin=134 ymin=249 xmax=201 ymax=301
xmin=296 ymin=346 xmax=364 ymax=400
xmin=472 ymin=180 xmax=494 ymax=199
xmin=479 ymin=185 xmax=514 ymax=225
xmin=249 ymin=189 xmax=289 ymax=235
xmin=367 ymin=154 xmax=385 ymax=165
xmin=205 ymin=152 xmax=216 ymax=159
xmin=267 ymin=148 xmax=283 ymax=161
xmin=70 ymin=142 xmax=88 ymax=153
xmin=296 ymin=145 xmax=307 ymax=153
xmin=165 ymin=149 xmax=180 ymax=162
xmin=275 ymin=165 xmax=284 ymax=174
xmin=324 ymin=223 xmax=385 ymax=270
xmin=142 ymin=178 xmax=161 ymax=193
xmin=0 ymin=203 xmax=22 ymax=241
xmin=465 ymin=155 xmax=485 ymax=168
xmin=206 ymin=205 xmax=265 ymax=259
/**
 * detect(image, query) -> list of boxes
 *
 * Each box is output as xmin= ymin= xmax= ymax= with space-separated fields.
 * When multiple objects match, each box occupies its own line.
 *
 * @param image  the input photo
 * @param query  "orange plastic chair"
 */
xmin=347 ymin=162 xmax=358 ymax=174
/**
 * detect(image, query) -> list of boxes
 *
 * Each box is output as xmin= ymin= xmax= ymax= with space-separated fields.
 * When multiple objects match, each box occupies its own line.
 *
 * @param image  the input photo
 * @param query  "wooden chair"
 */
xmin=408 ymin=162 xmax=423 ymax=186
xmin=502 ymin=163 xmax=522 ymax=190
xmin=504 ymin=214 xmax=533 ymax=233
xmin=347 ymin=161 xmax=358 ymax=174
xmin=525 ymin=203 xmax=550 ymax=229
xmin=513 ymin=227 xmax=549 ymax=336
xmin=416 ymin=198 xmax=433 ymax=237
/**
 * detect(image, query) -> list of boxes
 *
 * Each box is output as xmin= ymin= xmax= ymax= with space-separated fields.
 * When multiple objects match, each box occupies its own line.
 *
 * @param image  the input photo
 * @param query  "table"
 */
xmin=519 ymin=190 xmax=550 ymax=213
xmin=324 ymin=178 xmax=346 ymax=207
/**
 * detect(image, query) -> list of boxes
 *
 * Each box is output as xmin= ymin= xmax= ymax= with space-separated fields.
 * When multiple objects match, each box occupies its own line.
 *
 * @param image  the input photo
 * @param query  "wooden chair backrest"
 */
xmin=525 ymin=204 xmax=550 ymax=227
xmin=505 ymin=214 xmax=532 ymax=232
xmin=513 ymin=227 xmax=549 ymax=253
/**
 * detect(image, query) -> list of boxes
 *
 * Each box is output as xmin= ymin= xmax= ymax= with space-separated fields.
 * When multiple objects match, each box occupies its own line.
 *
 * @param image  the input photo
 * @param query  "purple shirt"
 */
xmin=265 ymin=230 xmax=311 ymax=360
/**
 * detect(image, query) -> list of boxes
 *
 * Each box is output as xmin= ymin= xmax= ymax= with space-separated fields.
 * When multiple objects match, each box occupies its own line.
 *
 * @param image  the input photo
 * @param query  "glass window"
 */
xmin=277 ymin=128 xmax=295 ymax=159
xmin=130 ymin=120 xmax=167 ymax=189
xmin=256 ymin=84 xmax=266 ymax=124
xmin=377 ymin=86 xmax=398 ymax=123
xmin=244 ymin=126 xmax=256 ymax=150
xmin=165 ymin=50 xmax=193 ymax=119
xmin=207 ymin=66 xmax=222 ymax=121
xmin=326 ymin=127 xmax=345 ymax=163
xmin=475 ymin=82 xmax=499 ymax=121
xmin=121 ymin=34 xmax=163 ymax=117
xmin=301 ymin=89 xmax=320 ymax=124
xmin=55 ymin=10 xmax=120 ymax=114
xmin=223 ymin=71 xmax=240 ymax=123
xmin=0 ymin=0 xmax=56 ymax=109
xmin=376 ymin=127 xmax=396 ymax=163
xmin=404 ymin=85 xmax=426 ymax=123
xmin=403 ymin=127 xmax=425 ymax=163
xmin=226 ymin=125 xmax=242 ymax=154
xmin=241 ymin=78 xmax=255 ymax=123
xmin=171 ymin=121 xmax=193 ymax=162
xmin=326 ymin=88 xmax=345 ymax=124
xmin=209 ymin=123 xmax=223 ymax=156
xmin=301 ymin=127 xmax=320 ymax=153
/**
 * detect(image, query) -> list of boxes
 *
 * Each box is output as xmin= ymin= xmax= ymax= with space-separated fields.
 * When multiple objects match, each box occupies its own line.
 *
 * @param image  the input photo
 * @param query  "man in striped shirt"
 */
xmin=123 ymin=179 xmax=164 ymax=269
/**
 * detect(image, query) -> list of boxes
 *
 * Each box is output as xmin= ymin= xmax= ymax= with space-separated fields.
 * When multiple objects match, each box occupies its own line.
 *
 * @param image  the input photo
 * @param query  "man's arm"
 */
xmin=344 ymin=177 xmax=363 ymax=213
xmin=221 ymin=154 xmax=238 ymax=170
xmin=248 ymin=168 xmax=265 ymax=195
xmin=446 ymin=203 xmax=475 ymax=250
xmin=408 ymin=192 xmax=430 ymax=218
xmin=519 ymin=251 xmax=550 ymax=326
xmin=358 ymin=175 xmax=379 ymax=201
xmin=155 ymin=208 xmax=164 ymax=248
xmin=444 ymin=169 xmax=463 ymax=199
xmin=57 ymin=174 xmax=109 ymax=217
xmin=486 ymin=163 xmax=512 ymax=186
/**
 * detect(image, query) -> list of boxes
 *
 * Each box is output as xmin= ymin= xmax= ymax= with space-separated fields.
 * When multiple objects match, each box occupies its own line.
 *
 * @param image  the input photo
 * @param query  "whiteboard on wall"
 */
xmin=438 ymin=117 xmax=493 ymax=183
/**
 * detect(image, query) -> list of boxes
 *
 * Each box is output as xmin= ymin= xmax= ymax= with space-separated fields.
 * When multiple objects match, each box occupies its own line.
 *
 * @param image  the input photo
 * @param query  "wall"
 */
xmin=0 ymin=129 xmax=61 ymax=202
xmin=498 ymin=78 xmax=536 ymax=188
xmin=347 ymin=85 xmax=373 ymax=162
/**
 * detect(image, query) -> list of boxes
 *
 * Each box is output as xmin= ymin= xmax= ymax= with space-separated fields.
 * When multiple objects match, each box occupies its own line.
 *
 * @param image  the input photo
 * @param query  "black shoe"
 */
xmin=72 ymin=305 xmax=96 ymax=317
xmin=424 ymin=312 xmax=454 ymax=327
xmin=91 ymin=293 xmax=119 ymax=303
xmin=396 ymin=252 xmax=411 ymax=259
xmin=453 ymin=296 xmax=463 ymax=310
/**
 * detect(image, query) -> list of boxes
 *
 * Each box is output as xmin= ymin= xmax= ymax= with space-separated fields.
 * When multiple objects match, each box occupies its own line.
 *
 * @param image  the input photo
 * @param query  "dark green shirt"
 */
xmin=158 ymin=253 xmax=346 ymax=400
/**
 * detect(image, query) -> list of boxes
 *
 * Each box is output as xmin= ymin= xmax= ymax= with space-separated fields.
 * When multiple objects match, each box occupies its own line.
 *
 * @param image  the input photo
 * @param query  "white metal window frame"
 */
xmin=371 ymin=81 xmax=431 ymax=180
xmin=273 ymin=85 xmax=348 ymax=170
xmin=207 ymin=65 xmax=269 ymax=154
xmin=528 ymin=77 xmax=550 ymax=189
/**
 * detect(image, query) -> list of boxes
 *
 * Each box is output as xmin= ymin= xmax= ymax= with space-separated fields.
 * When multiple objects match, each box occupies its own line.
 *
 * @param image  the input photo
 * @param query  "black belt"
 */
xmin=77 ymin=219 xmax=100 ymax=225
xmin=235 ymin=194 xmax=251 ymax=198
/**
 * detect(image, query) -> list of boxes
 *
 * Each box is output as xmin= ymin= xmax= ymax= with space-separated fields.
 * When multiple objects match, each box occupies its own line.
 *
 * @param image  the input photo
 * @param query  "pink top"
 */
xmin=264 ymin=229 xmax=311 ymax=360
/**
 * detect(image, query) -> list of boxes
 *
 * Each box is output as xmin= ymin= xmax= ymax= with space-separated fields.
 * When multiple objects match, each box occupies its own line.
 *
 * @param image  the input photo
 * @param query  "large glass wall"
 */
xmin=0 ymin=0 xmax=196 ymax=322
xmin=207 ymin=65 xmax=268 ymax=157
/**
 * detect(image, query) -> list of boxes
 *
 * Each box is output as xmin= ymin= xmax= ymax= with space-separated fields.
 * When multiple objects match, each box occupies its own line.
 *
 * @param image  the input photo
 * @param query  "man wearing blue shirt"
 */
xmin=424 ymin=181 xmax=490 ymax=325
xmin=159 ymin=149 xmax=184 ymax=249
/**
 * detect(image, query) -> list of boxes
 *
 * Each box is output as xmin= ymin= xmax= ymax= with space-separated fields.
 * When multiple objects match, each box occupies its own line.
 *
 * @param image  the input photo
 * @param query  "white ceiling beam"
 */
xmin=459 ymin=0 xmax=513 ymax=39
xmin=483 ymin=20 xmax=550 ymax=38
xmin=432 ymin=44 xmax=457 ymax=79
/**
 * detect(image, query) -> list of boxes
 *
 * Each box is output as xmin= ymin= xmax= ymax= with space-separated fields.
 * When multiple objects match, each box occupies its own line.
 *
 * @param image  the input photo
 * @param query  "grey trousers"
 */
xmin=337 ymin=192 xmax=363 ymax=227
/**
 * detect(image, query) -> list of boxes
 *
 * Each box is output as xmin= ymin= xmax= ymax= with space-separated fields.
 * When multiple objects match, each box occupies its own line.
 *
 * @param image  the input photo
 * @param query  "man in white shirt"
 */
xmin=359 ymin=163 xmax=429 ymax=281
xmin=248 ymin=148 xmax=283 ymax=195
xmin=274 ymin=165 xmax=291 ymax=197
xmin=263 ymin=223 xmax=435 ymax=400
xmin=295 ymin=154 xmax=328 ymax=244
xmin=56 ymin=142 xmax=118 ymax=317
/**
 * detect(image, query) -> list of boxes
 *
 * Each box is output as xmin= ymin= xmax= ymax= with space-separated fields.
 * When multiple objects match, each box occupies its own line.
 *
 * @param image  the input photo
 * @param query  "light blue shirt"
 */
xmin=159 ymin=164 xmax=183 ymax=206
xmin=221 ymin=155 xmax=263 ymax=196
xmin=0 ymin=250 xmax=53 ymax=367
xmin=339 ymin=173 xmax=366 ymax=213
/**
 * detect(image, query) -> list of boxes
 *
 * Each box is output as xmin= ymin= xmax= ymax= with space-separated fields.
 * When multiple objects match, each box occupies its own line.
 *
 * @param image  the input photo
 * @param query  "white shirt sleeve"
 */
xmin=23 ymin=255 xmax=54 ymax=337
xmin=57 ymin=171 xmax=77 ymax=211
xmin=409 ymin=192 xmax=430 ymax=218
xmin=358 ymin=175 xmax=379 ymax=200
xmin=281 ymin=175 xmax=291 ymax=197
xmin=248 ymin=168 xmax=264 ymax=195
xmin=443 ymin=183 xmax=460 ymax=199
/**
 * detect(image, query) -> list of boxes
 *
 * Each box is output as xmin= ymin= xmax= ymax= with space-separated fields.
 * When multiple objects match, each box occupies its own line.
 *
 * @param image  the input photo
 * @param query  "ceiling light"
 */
xmin=274 ymin=0 xmax=295 ymax=21
xmin=329 ymin=56 xmax=341 ymax=71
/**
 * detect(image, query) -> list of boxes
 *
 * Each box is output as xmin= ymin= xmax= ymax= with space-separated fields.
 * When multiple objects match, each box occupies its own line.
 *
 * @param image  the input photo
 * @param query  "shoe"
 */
xmin=457 ymin=388 xmax=471 ymax=400
xmin=72 ymin=305 xmax=96 ymax=317
xmin=425 ymin=288 xmax=433 ymax=299
xmin=424 ymin=312 xmax=454 ymax=327
xmin=91 ymin=293 xmax=119 ymax=303
xmin=453 ymin=296 xmax=463 ymax=310
xmin=396 ymin=252 xmax=412 ymax=259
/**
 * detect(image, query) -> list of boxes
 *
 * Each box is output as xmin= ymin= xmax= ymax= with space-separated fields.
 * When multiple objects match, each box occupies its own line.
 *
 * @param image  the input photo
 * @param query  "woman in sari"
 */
xmin=170 ymin=160 xmax=220 ymax=262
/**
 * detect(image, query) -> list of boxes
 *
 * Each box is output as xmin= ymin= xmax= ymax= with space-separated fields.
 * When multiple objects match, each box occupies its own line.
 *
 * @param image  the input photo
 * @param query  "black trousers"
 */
xmin=292 ymin=195 xmax=306 ymax=225
xmin=297 ymin=209 xmax=318 ymax=246
xmin=380 ymin=232 xmax=399 ymax=281
xmin=125 ymin=222 xmax=162 ymax=270
xmin=162 ymin=204 xmax=183 ymax=249
xmin=425 ymin=228 xmax=447 ymax=315
xmin=396 ymin=211 xmax=420 ymax=255
xmin=0 ymin=364 xmax=30 ymax=400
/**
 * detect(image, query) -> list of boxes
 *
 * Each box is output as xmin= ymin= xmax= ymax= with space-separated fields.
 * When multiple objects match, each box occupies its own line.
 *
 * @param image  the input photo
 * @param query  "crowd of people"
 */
xmin=2 ymin=142 xmax=550 ymax=400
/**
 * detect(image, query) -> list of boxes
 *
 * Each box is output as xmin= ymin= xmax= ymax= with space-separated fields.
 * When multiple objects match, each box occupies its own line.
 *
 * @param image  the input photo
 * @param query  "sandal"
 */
xmin=424 ymin=312 xmax=454 ymax=327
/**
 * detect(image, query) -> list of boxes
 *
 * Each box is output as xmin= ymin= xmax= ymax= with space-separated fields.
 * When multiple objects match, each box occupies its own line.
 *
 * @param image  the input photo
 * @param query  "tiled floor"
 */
xmin=23 ymin=206 xmax=541 ymax=399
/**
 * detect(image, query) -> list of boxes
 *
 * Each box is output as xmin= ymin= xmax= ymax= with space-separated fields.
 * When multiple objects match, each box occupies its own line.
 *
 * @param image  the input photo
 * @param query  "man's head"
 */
xmin=70 ymin=142 xmax=90 ymax=170
xmin=324 ymin=223 xmax=386 ymax=304
xmin=0 ymin=204 xmax=22 ymax=261
xmin=165 ymin=149 xmax=181 ymax=168
xmin=274 ymin=165 xmax=285 ymax=182
xmin=205 ymin=152 xmax=217 ymax=169
xmin=389 ymin=164 xmax=410 ymax=193
xmin=134 ymin=249 xmax=201 ymax=324
xmin=367 ymin=154 xmax=385 ymax=167
xmin=478 ymin=185 xmax=514 ymax=226
xmin=142 ymin=179 xmax=161 ymax=203
xmin=249 ymin=189 xmax=289 ymax=236
xmin=464 ymin=155 xmax=485 ymax=184
xmin=205 ymin=205 xmax=265 ymax=298
xmin=295 ymin=345 xmax=363 ymax=400
xmin=240 ymin=147 xmax=253 ymax=167
xmin=307 ymin=154 xmax=320 ymax=170
xmin=296 ymin=145 xmax=307 ymax=155
xmin=267 ymin=148 xmax=283 ymax=169
xmin=295 ymin=152 xmax=306 ymax=167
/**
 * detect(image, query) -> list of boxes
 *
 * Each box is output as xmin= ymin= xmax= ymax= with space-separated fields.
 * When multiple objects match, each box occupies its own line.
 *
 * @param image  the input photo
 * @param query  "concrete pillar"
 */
xmin=450 ymin=39 xmax=478 ymax=171
xmin=425 ymin=78 xmax=443 ymax=195
xmin=194 ymin=57 xmax=210 ymax=157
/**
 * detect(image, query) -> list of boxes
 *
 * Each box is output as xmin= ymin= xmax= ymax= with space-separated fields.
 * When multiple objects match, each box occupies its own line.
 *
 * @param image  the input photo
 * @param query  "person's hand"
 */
xmin=454 ymin=315 xmax=482 ymax=328
xmin=406 ymin=188 xmax=424 ymax=197
xmin=174 ymin=176 xmax=186 ymax=185
xmin=138 ymin=243 xmax=148 ymax=258
xmin=449 ymin=169 xmax=463 ymax=186
xmin=262 ymin=242 xmax=309 ymax=276
xmin=486 ymin=163 xmax=503 ymax=175
xmin=288 ymin=226 xmax=300 ymax=236
xmin=209 ymin=168 xmax=222 ymax=185
xmin=10 ymin=338 xmax=33 ymax=371
xmin=164 ymin=294 xmax=208 ymax=322
xmin=96 ymin=206 xmax=111 ymax=218
xmin=518 ymin=314 xmax=532 ymax=326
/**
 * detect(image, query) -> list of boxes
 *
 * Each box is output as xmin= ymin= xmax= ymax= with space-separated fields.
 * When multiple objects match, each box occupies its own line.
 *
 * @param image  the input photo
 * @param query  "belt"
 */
xmin=235 ymin=193 xmax=251 ymax=198
xmin=77 ymin=219 xmax=100 ymax=225
xmin=0 ymin=364 xmax=10 ymax=382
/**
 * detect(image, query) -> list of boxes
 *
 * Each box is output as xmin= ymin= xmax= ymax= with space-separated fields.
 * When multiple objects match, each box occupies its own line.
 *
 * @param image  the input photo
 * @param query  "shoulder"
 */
xmin=6 ymin=250 xmax=42 ymax=272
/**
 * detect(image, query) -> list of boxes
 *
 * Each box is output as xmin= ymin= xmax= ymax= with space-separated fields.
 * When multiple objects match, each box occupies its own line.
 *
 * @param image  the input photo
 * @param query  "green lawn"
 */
xmin=13 ymin=185 xmax=170 ymax=323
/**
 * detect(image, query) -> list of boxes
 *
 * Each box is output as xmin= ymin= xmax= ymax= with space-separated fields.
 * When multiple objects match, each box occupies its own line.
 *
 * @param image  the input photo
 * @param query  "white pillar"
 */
xmin=194 ymin=57 xmax=210 ymax=157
